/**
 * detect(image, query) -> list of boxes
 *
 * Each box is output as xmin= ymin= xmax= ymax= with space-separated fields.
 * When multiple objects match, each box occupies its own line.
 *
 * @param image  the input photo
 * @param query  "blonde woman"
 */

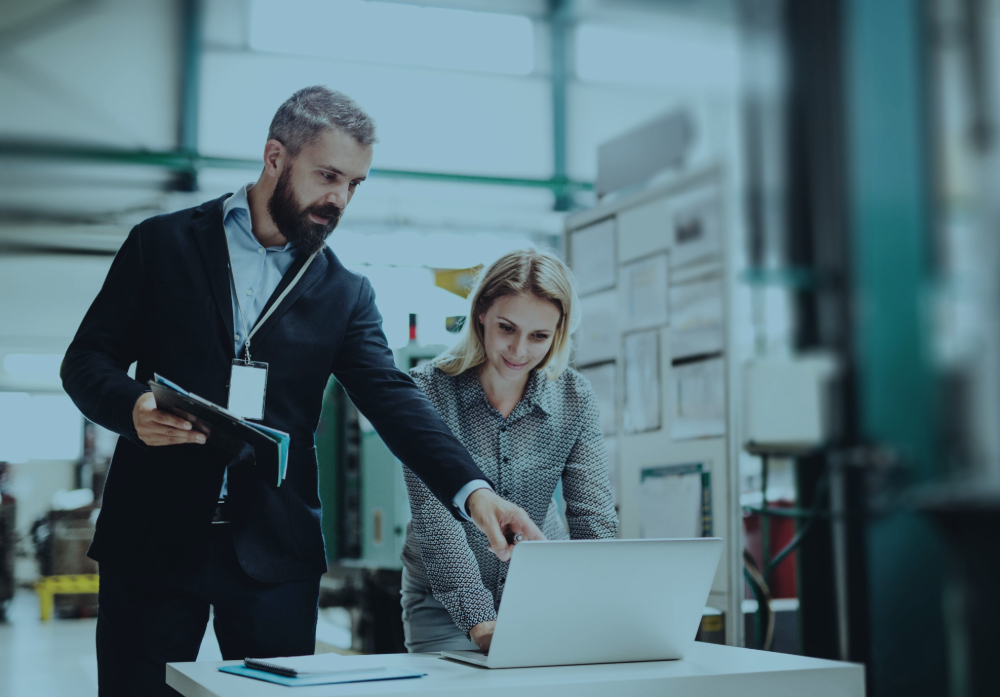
xmin=400 ymin=248 xmax=619 ymax=654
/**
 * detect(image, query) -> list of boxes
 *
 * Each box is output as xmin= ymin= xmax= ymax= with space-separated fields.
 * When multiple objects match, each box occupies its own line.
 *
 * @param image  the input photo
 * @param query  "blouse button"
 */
xmin=500 ymin=426 xmax=507 ymax=433
xmin=502 ymin=457 xmax=509 ymax=464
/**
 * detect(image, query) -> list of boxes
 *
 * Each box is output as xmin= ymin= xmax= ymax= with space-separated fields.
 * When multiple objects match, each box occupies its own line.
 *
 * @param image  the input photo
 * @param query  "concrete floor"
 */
xmin=0 ymin=588 xmax=353 ymax=696
xmin=0 ymin=590 xmax=101 ymax=696
xmin=0 ymin=590 xmax=351 ymax=697
xmin=0 ymin=589 xmax=227 ymax=696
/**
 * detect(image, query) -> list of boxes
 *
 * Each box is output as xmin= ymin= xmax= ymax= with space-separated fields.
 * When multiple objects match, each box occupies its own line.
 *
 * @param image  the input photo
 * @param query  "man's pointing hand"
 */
xmin=466 ymin=488 xmax=546 ymax=562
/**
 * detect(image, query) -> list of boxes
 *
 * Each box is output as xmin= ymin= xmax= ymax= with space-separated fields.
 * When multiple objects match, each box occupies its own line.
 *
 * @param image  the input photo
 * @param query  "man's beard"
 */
xmin=267 ymin=167 xmax=342 ymax=255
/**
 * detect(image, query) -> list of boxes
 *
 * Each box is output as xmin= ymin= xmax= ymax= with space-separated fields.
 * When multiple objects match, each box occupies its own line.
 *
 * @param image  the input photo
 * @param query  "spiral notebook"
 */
xmin=218 ymin=655 xmax=425 ymax=687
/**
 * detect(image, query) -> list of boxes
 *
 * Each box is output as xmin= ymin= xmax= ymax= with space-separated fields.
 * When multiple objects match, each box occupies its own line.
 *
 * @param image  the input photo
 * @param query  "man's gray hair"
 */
xmin=267 ymin=86 xmax=378 ymax=155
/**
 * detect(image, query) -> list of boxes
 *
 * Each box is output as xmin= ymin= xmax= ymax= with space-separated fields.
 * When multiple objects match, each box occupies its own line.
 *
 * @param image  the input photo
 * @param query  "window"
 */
xmin=3 ymin=353 xmax=62 ymax=380
xmin=249 ymin=0 xmax=535 ymax=76
xmin=0 ymin=393 xmax=83 ymax=463
xmin=575 ymin=22 xmax=738 ymax=91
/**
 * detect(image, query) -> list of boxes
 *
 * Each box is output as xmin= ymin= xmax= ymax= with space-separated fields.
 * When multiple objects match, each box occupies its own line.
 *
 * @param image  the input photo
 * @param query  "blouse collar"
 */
xmin=458 ymin=366 xmax=555 ymax=419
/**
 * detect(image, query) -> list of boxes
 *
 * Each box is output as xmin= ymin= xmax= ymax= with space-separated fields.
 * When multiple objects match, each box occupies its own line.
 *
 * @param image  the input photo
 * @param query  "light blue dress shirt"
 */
xmin=222 ymin=184 xmax=299 ymax=357
xmin=218 ymin=184 xmax=489 ymax=517
xmin=219 ymin=184 xmax=298 ymax=497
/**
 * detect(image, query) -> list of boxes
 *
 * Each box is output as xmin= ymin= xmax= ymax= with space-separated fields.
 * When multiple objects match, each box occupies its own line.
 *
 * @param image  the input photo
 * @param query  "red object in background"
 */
xmin=743 ymin=500 xmax=798 ymax=599
xmin=0 ymin=462 xmax=16 ymax=609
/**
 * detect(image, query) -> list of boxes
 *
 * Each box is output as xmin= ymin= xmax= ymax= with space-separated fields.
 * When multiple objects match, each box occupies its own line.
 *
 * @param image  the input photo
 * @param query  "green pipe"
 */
xmin=769 ymin=517 xmax=814 ymax=574
xmin=176 ymin=0 xmax=204 ymax=191
xmin=179 ymin=0 xmax=203 ymax=155
xmin=847 ymin=0 xmax=946 ymax=691
xmin=549 ymin=0 xmax=572 ymax=211
xmin=0 ymin=141 xmax=593 ymax=194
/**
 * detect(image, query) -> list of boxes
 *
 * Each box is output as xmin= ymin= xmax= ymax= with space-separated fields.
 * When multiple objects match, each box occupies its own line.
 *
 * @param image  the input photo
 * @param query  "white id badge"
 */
xmin=228 ymin=360 xmax=268 ymax=420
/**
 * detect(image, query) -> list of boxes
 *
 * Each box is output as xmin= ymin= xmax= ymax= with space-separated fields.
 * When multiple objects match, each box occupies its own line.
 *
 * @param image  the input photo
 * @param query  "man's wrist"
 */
xmin=452 ymin=480 xmax=493 ymax=522
xmin=128 ymin=389 xmax=152 ymax=445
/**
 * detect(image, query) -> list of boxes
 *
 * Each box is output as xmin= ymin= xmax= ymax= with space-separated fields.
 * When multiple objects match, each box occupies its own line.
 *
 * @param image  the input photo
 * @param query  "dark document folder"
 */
xmin=148 ymin=374 xmax=290 ymax=485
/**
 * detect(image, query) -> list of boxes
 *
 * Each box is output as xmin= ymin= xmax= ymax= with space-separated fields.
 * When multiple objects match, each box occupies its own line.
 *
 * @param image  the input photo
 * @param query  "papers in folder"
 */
xmin=149 ymin=374 xmax=290 ymax=486
xmin=218 ymin=654 xmax=425 ymax=687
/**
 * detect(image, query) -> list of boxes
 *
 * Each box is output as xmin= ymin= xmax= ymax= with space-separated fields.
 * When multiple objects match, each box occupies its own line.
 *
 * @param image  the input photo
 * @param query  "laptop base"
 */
xmin=439 ymin=650 xmax=490 ymax=667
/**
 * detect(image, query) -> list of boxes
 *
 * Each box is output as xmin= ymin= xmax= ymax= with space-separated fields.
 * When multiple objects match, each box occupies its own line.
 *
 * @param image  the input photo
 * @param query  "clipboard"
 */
xmin=148 ymin=374 xmax=291 ymax=485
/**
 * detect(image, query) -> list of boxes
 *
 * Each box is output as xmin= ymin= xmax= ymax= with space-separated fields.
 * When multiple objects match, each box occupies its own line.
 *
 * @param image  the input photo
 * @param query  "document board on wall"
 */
xmin=623 ymin=329 xmax=661 ymax=434
xmin=565 ymin=165 xmax=738 ymax=643
xmin=638 ymin=462 xmax=712 ymax=539
xmin=570 ymin=218 xmax=616 ymax=296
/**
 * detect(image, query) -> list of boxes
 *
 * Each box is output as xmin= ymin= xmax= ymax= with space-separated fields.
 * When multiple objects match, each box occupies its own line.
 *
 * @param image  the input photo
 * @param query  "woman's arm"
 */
xmin=562 ymin=381 xmax=619 ymax=540
xmin=402 ymin=465 xmax=498 ymax=636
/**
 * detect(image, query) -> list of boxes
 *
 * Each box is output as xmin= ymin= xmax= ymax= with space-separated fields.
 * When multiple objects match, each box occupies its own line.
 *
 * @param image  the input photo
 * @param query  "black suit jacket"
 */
xmin=62 ymin=195 xmax=488 ymax=582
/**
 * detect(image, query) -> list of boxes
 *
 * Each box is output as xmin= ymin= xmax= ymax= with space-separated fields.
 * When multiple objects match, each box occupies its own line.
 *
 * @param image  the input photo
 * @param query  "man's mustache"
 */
xmin=308 ymin=204 xmax=342 ymax=223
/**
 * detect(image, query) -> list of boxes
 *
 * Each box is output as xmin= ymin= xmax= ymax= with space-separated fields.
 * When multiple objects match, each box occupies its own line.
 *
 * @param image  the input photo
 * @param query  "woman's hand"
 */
xmin=469 ymin=621 xmax=496 ymax=653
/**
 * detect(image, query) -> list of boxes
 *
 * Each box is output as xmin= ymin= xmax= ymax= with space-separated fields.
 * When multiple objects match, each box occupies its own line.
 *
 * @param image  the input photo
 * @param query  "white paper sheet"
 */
xmin=620 ymin=253 xmax=669 ymax=332
xmin=669 ymin=276 xmax=724 ymax=359
xmin=638 ymin=463 xmax=705 ymax=539
xmin=623 ymin=330 xmax=661 ymax=434
xmin=570 ymin=218 xmax=616 ymax=296
xmin=575 ymin=290 xmax=619 ymax=366
xmin=244 ymin=654 xmax=347 ymax=673
xmin=669 ymin=186 xmax=722 ymax=269
xmin=579 ymin=362 xmax=616 ymax=435
xmin=670 ymin=357 xmax=726 ymax=440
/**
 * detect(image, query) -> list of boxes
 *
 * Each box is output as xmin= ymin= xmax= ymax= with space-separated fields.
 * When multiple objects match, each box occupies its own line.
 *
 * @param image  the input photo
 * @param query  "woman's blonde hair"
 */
xmin=433 ymin=248 xmax=580 ymax=381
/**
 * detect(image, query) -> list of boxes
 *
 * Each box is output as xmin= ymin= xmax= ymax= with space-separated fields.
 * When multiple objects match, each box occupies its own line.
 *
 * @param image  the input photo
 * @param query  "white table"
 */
xmin=167 ymin=643 xmax=865 ymax=697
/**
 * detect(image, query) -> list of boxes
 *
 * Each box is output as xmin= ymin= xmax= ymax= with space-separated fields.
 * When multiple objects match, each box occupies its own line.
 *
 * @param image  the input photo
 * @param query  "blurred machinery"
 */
xmin=740 ymin=356 xmax=836 ymax=651
xmin=0 ymin=462 xmax=15 ymax=620
xmin=30 ymin=492 xmax=99 ymax=619
xmin=22 ymin=421 xmax=116 ymax=620
xmin=80 ymin=420 xmax=118 ymax=507
xmin=742 ymin=1 xmax=1000 ymax=695
xmin=315 ymin=315 xmax=449 ymax=654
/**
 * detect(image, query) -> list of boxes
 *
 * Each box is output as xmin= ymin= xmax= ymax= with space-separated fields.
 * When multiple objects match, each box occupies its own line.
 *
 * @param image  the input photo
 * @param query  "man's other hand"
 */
xmin=469 ymin=621 xmax=495 ymax=653
xmin=132 ymin=392 xmax=206 ymax=446
xmin=467 ymin=488 xmax=545 ymax=562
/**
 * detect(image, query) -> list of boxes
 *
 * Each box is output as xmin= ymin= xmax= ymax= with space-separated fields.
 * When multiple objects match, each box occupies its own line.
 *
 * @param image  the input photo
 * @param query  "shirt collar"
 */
xmin=459 ymin=367 xmax=554 ymax=417
xmin=222 ymin=182 xmax=295 ymax=253
xmin=222 ymin=182 xmax=252 ymax=221
xmin=530 ymin=370 xmax=559 ymax=415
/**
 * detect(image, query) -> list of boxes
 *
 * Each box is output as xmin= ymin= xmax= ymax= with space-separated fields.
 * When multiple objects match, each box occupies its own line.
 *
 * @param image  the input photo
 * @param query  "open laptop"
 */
xmin=440 ymin=537 xmax=723 ymax=669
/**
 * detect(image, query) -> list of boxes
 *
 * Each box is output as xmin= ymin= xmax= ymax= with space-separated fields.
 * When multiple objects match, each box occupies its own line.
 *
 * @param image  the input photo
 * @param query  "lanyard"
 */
xmin=226 ymin=245 xmax=319 ymax=362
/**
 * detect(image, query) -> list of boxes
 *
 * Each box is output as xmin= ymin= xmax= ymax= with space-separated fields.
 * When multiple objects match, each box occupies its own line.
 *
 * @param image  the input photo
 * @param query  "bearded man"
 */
xmin=61 ymin=86 xmax=542 ymax=697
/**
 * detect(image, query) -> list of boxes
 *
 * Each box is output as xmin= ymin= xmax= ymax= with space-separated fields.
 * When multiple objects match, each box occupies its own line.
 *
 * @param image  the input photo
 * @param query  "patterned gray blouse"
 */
xmin=401 ymin=363 xmax=619 ymax=635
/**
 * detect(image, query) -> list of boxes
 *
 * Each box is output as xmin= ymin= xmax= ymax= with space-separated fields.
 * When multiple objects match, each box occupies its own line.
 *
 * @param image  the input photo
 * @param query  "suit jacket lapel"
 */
xmin=249 ymin=250 xmax=329 ymax=348
xmin=192 ymin=196 xmax=237 ymax=360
